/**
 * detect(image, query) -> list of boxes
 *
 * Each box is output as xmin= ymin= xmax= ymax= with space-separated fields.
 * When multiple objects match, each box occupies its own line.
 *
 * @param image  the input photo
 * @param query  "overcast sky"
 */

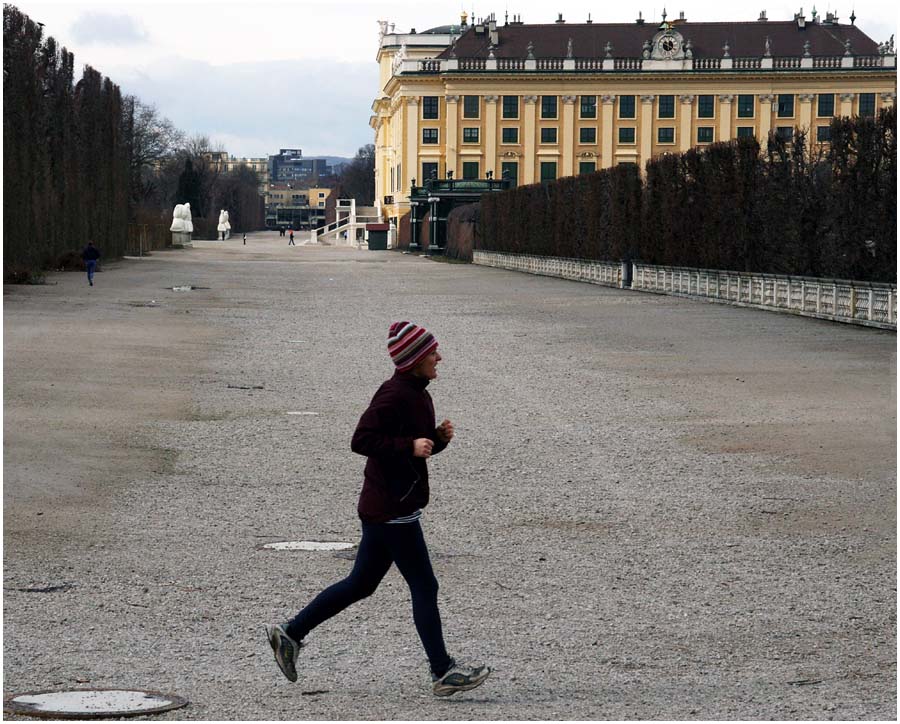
xmin=13 ymin=1 xmax=898 ymax=158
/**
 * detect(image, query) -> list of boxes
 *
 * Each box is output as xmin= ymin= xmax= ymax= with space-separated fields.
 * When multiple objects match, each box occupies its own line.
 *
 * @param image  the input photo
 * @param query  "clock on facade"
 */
xmin=656 ymin=34 xmax=681 ymax=57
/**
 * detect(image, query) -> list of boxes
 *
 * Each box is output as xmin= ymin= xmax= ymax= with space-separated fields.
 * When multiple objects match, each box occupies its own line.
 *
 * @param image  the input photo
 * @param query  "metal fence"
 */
xmin=633 ymin=263 xmax=896 ymax=329
xmin=473 ymin=250 xmax=622 ymax=288
xmin=472 ymin=251 xmax=897 ymax=330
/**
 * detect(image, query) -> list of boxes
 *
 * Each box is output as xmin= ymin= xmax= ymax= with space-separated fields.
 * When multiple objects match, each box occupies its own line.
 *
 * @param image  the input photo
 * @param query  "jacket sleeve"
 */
xmin=351 ymin=387 xmax=414 ymax=458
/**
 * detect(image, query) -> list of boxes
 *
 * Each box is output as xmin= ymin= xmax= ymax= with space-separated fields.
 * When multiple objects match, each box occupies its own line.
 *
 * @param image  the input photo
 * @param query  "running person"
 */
xmin=265 ymin=322 xmax=491 ymax=697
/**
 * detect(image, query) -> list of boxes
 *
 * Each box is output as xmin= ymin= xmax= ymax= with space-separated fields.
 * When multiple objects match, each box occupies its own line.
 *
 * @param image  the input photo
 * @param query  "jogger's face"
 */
xmin=412 ymin=349 xmax=441 ymax=379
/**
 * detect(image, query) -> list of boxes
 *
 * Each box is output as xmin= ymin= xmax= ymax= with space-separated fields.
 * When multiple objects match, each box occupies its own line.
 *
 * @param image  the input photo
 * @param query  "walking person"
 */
xmin=81 ymin=241 xmax=100 ymax=286
xmin=288 ymin=229 xmax=295 ymax=246
xmin=265 ymin=322 xmax=491 ymax=697
xmin=243 ymin=233 xmax=247 ymax=245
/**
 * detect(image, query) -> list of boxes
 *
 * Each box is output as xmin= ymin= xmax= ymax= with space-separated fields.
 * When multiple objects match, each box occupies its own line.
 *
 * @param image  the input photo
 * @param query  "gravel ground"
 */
xmin=4 ymin=232 xmax=896 ymax=720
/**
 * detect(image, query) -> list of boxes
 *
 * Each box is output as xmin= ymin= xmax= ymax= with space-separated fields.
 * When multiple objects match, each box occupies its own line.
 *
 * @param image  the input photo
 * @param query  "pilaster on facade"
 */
xmin=881 ymin=91 xmax=897 ymax=107
xmin=484 ymin=95 xmax=499 ymax=177
xmin=718 ymin=94 xmax=734 ymax=142
xmin=404 ymin=97 xmax=419 ymax=202
xmin=640 ymin=95 xmax=655 ymax=168
xmin=523 ymin=95 xmax=538 ymax=184
xmin=600 ymin=94 xmax=615 ymax=169
xmin=758 ymin=93 xmax=776 ymax=139
xmin=679 ymin=95 xmax=694 ymax=152
xmin=798 ymin=93 xmax=815 ymax=130
xmin=561 ymin=95 xmax=577 ymax=177
xmin=840 ymin=91 xmax=856 ymax=117
xmin=445 ymin=95 xmax=460 ymax=177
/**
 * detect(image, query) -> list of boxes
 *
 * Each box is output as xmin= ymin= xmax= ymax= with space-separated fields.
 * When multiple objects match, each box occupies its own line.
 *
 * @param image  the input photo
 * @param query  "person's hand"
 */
xmin=413 ymin=438 xmax=434 ymax=458
xmin=436 ymin=419 xmax=454 ymax=443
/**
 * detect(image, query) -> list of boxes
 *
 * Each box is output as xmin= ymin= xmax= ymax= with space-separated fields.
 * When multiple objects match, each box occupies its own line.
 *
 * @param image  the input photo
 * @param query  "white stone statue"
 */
xmin=217 ymin=209 xmax=231 ymax=240
xmin=183 ymin=203 xmax=194 ymax=233
xmin=170 ymin=204 xmax=186 ymax=232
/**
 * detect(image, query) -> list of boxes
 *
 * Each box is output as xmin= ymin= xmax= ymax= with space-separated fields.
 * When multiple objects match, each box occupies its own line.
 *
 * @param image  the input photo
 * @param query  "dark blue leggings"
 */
xmin=286 ymin=520 xmax=453 ymax=677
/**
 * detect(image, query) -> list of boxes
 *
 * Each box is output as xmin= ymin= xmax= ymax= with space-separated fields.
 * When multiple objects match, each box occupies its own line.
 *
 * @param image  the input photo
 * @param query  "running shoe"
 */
xmin=432 ymin=659 xmax=492 ymax=697
xmin=265 ymin=623 xmax=302 ymax=682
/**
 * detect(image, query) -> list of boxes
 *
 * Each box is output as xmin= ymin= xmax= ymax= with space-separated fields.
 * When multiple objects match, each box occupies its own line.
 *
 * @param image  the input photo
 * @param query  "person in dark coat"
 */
xmin=81 ymin=241 xmax=100 ymax=286
xmin=265 ymin=322 xmax=491 ymax=697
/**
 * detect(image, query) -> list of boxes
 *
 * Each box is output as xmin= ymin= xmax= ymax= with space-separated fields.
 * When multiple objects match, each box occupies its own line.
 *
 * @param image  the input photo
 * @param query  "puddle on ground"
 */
xmin=260 ymin=541 xmax=354 ymax=552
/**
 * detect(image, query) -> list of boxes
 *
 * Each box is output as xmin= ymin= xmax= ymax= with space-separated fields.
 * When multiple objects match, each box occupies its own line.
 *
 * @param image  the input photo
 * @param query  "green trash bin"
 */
xmin=365 ymin=223 xmax=389 ymax=250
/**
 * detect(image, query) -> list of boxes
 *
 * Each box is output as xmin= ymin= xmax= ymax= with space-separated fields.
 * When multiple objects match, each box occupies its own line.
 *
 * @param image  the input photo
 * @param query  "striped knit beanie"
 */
xmin=388 ymin=321 xmax=438 ymax=372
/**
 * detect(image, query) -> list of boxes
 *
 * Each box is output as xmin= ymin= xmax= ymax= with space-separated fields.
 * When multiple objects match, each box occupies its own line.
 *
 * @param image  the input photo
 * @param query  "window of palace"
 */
xmin=619 ymin=95 xmax=636 ymax=119
xmin=737 ymin=126 xmax=755 ymax=138
xmin=540 ymin=127 xmax=558 ymax=144
xmin=540 ymin=161 xmax=557 ymax=184
xmin=697 ymin=127 xmax=714 ymax=143
xmin=618 ymin=127 xmax=636 ymax=144
xmin=777 ymin=94 xmax=794 ymax=117
xmin=422 ymin=96 xmax=439 ymax=119
xmin=658 ymin=127 xmax=675 ymax=144
xmin=817 ymin=93 xmax=835 ymax=117
xmin=579 ymin=161 xmax=597 ymax=175
xmin=502 ymin=95 xmax=519 ymax=119
xmin=776 ymin=126 xmax=794 ymax=141
xmin=463 ymin=127 xmax=480 ymax=143
xmin=421 ymin=162 xmax=438 ymax=181
xmin=422 ymin=128 xmax=439 ymax=144
xmin=501 ymin=127 xmax=519 ymax=144
xmin=541 ymin=96 xmax=558 ymax=119
xmin=463 ymin=95 xmax=480 ymax=119
xmin=859 ymin=93 xmax=876 ymax=117
xmin=462 ymin=161 xmax=480 ymax=179
xmin=816 ymin=126 xmax=832 ymax=142
xmin=698 ymin=95 xmax=715 ymax=118
xmin=580 ymin=96 xmax=597 ymax=119
xmin=737 ymin=94 xmax=755 ymax=118
xmin=579 ymin=127 xmax=597 ymax=144
xmin=658 ymin=95 xmax=675 ymax=119
xmin=501 ymin=161 xmax=518 ymax=186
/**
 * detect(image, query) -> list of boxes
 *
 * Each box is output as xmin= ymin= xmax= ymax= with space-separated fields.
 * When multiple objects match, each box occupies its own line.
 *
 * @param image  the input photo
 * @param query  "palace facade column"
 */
xmin=600 ymin=94 xmax=615 ymax=169
xmin=445 ymin=94 xmax=459 ymax=177
xmin=679 ymin=94 xmax=694 ymax=152
xmin=561 ymin=95 xmax=577 ymax=177
xmin=839 ymin=92 xmax=855 ymax=118
xmin=798 ymin=93 xmax=815 ymax=132
xmin=718 ymin=94 xmax=734 ymax=141
xmin=404 ymin=97 xmax=418 ymax=194
xmin=484 ymin=95 xmax=499 ymax=177
xmin=881 ymin=91 xmax=897 ymax=109
xmin=523 ymin=95 xmax=538 ymax=184
xmin=758 ymin=93 xmax=775 ymax=140
xmin=639 ymin=95 xmax=655 ymax=169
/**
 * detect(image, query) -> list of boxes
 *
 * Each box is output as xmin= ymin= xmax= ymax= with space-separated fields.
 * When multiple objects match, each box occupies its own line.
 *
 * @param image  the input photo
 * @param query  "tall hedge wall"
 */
xmin=477 ymin=109 xmax=896 ymax=283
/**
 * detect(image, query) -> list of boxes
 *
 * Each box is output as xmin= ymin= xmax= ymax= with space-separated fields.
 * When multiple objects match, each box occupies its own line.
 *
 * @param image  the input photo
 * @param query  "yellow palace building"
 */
xmin=370 ymin=10 xmax=896 ymax=227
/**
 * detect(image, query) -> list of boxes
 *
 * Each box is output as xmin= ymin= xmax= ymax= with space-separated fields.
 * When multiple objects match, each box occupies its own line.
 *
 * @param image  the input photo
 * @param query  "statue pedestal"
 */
xmin=171 ymin=232 xmax=192 ymax=248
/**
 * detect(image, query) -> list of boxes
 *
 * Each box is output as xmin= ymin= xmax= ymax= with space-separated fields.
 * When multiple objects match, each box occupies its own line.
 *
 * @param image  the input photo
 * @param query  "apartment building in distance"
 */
xmin=371 ymin=10 xmax=896 ymax=227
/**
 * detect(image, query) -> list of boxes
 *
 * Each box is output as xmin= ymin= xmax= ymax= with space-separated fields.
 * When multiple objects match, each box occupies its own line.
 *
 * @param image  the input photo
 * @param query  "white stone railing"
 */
xmin=632 ymin=263 xmax=897 ymax=329
xmin=473 ymin=250 xmax=623 ymax=288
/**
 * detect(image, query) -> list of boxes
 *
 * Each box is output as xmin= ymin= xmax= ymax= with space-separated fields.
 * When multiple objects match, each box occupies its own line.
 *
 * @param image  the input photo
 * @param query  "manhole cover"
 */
xmin=4 ymin=689 xmax=188 ymax=719
xmin=286 ymin=411 xmax=319 ymax=416
xmin=260 ymin=541 xmax=354 ymax=552
xmin=169 ymin=285 xmax=209 ymax=291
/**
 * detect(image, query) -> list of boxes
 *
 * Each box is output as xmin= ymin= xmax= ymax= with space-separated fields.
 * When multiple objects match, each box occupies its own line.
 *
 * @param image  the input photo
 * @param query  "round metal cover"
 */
xmin=4 ymin=688 xmax=188 ymax=719
xmin=261 ymin=541 xmax=354 ymax=551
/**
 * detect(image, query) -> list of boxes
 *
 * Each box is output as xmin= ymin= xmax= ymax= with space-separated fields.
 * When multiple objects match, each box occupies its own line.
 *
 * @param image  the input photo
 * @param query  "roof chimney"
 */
xmin=636 ymin=11 xmax=645 ymax=25
xmin=673 ymin=10 xmax=687 ymax=24
xmin=556 ymin=13 xmax=565 ymax=23
xmin=587 ymin=13 xmax=593 ymax=23
xmin=758 ymin=10 xmax=768 ymax=21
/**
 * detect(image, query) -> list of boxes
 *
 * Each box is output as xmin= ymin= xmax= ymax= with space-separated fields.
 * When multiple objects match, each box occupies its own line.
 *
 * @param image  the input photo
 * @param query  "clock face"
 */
xmin=657 ymin=35 xmax=680 ymax=57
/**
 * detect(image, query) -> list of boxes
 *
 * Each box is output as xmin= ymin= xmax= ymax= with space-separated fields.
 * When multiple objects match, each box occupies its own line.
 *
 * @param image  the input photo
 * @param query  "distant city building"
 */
xmin=371 ymin=10 xmax=897 ymax=227
xmin=264 ymin=183 xmax=332 ymax=229
xmin=269 ymin=148 xmax=334 ymax=183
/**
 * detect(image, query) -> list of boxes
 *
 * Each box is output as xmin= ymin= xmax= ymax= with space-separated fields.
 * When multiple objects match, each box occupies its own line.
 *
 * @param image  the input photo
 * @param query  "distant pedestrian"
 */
xmin=82 ymin=241 xmax=100 ymax=286
xmin=243 ymin=233 xmax=247 ymax=245
xmin=265 ymin=322 xmax=491 ymax=697
xmin=288 ymin=230 xmax=295 ymax=246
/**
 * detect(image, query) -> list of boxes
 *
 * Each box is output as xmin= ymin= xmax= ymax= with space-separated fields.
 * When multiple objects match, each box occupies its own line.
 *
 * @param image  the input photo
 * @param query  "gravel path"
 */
xmin=4 ymin=232 xmax=896 ymax=720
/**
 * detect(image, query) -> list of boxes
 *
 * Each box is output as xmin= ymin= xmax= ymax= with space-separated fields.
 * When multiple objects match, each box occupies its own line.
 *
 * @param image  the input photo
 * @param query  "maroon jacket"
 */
xmin=351 ymin=370 xmax=448 ymax=522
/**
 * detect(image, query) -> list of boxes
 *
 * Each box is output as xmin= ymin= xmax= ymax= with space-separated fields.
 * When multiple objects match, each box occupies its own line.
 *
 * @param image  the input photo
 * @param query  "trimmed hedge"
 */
xmin=477 ymin=109 xmax=896 ymax=283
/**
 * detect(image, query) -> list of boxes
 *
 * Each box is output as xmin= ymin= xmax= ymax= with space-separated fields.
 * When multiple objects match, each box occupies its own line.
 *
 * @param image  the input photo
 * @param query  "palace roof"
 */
xmin=435 ymin=20 xmax=882 ymax=59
